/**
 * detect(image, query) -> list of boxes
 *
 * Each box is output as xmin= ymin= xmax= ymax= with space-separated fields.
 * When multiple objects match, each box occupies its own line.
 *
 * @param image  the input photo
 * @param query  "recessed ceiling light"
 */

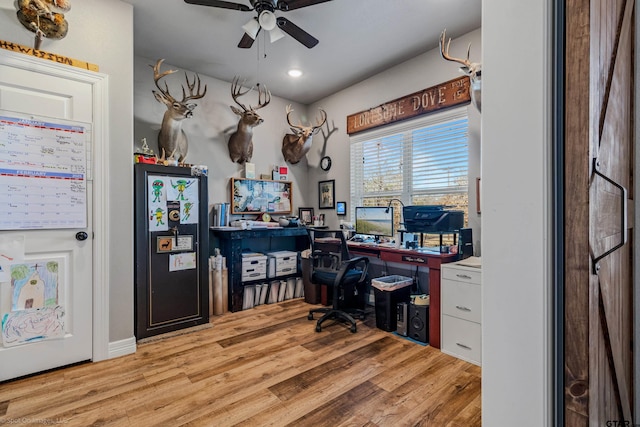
xmin=288 ymin=69 xmax=303 ymax=78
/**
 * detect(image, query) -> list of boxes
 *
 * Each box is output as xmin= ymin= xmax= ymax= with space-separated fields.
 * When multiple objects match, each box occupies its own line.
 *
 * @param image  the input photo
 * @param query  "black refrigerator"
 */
xmin=134 ymin=163 xmax=209 ymax=339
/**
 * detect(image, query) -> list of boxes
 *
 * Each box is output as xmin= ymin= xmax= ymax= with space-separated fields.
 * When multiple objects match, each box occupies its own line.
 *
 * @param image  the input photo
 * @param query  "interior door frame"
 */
xmin=0 ymin=49 xmax=110 ymax=362
xmin=635 ymin=7 xmax=640 ymax=421
xmin=555 ymin=1 xmax=639 ymax=424
xmin=552 ymin=1 xmax=565 ymax=426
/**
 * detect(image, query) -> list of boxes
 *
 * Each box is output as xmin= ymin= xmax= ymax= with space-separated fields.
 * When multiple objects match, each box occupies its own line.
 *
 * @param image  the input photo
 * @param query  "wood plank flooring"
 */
xmin=0 ymin=299 xmax=481 ymax=426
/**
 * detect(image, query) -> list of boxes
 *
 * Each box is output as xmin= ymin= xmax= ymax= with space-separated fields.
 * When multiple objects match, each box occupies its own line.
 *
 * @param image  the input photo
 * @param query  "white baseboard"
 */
xmin=107 ymin=336 xmax=136 ymax=359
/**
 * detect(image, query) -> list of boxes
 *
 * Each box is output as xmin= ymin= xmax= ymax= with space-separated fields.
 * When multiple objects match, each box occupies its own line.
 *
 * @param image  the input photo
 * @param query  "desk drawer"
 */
xmin=441 ymin=266 xmax=481 ymax=284
xmin=380 ymin=251 xmax=442 ymax=268
xmin=441 ymin=280 xmax=481 ymax=323
xmin=441 ymin=314 xmax=481 ymax=365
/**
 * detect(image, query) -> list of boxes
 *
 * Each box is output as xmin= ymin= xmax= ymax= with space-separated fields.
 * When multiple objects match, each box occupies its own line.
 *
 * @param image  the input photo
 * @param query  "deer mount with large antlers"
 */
xmin=227 ymin=76 xmax=271 ymax=164
xmin=281 ymin=105 xmax=327 ymax=164
xmin=439 ymin=29 xmax=481 ymax=112
xmin=151 ymin=58 xmax=207 ymax=164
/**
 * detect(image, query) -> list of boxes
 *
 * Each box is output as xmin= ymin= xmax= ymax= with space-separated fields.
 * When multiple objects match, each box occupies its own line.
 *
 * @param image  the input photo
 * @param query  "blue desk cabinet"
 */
xmin=210 ymin=227 xmax=310 ymax=312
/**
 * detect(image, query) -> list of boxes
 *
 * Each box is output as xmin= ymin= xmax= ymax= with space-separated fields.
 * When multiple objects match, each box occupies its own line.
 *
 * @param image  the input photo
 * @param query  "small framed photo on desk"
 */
xmin=298 ymin=207 xmax=314 ymax=225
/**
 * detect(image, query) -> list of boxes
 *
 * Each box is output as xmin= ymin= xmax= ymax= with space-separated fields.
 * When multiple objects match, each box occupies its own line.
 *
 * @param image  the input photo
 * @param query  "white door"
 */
xmin=0 ymin=57 xmax=95 ymax=381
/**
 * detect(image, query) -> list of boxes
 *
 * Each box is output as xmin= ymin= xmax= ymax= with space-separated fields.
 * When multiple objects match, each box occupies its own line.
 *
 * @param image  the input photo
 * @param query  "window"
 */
xmin=350 ymin=107 xmax=468 ymax=243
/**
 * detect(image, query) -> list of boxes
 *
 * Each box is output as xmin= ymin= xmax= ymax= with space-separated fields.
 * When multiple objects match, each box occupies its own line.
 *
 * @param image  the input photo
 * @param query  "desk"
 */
xmin=347 ymin=242 xmax=458 ymax=349
xmin=211 ymin=227 xmax=309 ymax=312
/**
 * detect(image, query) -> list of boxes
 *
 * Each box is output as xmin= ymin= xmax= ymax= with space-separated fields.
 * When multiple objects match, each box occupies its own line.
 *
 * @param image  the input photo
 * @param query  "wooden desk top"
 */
xmin=347 ymin=242 xmax=459 ymax=268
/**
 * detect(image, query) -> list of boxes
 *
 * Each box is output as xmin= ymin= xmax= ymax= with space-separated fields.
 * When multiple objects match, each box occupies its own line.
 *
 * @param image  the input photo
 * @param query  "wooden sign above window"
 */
xmin=346 ymin=75 xmax=471 ymax=135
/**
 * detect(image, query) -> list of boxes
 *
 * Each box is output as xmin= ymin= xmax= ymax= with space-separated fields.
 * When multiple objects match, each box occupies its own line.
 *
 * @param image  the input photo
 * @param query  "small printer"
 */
xmin=403 ymin=205 xmax=464 ymax=233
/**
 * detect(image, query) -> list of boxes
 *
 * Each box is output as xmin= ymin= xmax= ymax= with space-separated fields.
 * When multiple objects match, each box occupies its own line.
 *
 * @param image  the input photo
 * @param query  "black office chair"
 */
xmin=306 ymin=228 xmax=370 ymax=333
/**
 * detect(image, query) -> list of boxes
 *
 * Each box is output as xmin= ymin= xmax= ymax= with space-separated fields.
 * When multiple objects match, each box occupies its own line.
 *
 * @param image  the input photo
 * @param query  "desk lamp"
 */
xmin=385 ymin=198 xmax=406 ymax=246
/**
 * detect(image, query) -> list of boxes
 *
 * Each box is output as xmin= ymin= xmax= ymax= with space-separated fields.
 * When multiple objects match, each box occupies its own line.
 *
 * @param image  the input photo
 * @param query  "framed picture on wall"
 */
xmin=318 ymin=180 xmax=335 ymax=209
xmin=230 ymin=178 xmax=292 ymax=215
xmin=298 ymin=207 xmax=314 ymax=225
xmin=336 ymin=201 xmax=347 ymax=215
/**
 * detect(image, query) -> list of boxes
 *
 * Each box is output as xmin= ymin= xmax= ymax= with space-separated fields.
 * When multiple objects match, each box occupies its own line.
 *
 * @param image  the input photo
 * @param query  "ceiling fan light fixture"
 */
xmin=242 ymin=18 xmax=260 ymax=39
xmin=269 ymin=26 xmax=285 ymax=43
xmin=258 ymin=10 xmax=277 ymax=31
xmin=287 ymin=69 xmax=303 ymax=78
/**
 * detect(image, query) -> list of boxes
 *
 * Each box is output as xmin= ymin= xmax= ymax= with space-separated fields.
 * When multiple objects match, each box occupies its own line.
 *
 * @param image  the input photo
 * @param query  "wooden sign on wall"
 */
xmin=346 ymin=75 xmax=471 ymax=135
xmin=0 ymin=40 xmax=99 ymax=71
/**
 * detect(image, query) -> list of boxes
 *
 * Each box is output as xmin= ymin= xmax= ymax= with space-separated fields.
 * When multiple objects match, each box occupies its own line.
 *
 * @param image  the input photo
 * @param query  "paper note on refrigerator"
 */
xmin=169 ymin=252 xmax=196 ymax=272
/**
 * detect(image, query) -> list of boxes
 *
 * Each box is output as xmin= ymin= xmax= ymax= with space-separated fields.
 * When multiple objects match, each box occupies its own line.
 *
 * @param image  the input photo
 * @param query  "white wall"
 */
xmin=308 ymin=29 xmax=482 ymax=250
xmin=134 ymin=56 xmax=311 ymax=215
xmin=482 ymin=1 xmax=552 ymax=425
xmin=0 ymin=0 xmax=135 ymax=344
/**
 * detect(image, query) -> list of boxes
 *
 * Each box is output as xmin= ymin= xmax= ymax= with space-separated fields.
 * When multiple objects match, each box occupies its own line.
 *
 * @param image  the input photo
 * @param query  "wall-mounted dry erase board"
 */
xmin=0 ymin=112 xmax=90 ymax=230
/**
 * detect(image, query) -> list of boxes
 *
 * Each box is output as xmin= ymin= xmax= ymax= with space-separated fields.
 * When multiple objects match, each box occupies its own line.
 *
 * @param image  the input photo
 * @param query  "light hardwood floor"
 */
xmin=0 ymin=299 xmax=481 ymax=426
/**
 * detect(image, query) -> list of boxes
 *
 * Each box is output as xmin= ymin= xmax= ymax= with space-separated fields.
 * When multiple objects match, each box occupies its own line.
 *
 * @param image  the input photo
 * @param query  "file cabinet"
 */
xmin=441 ymin=259 xmax=482 ymax=365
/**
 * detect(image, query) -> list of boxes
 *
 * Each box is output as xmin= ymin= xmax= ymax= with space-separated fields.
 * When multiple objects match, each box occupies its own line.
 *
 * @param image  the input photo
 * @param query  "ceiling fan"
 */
xmin=183 ymin=0 xmax=332 ymax=49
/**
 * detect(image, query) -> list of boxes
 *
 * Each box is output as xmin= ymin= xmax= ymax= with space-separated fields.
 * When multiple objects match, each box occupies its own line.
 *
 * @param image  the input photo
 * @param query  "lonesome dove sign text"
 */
xmin=346 ymin=76 xmax=470 ymax=135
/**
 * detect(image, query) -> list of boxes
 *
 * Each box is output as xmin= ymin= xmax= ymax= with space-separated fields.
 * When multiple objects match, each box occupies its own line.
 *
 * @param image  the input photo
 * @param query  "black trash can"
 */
xmin=373 ymin=280 xmax=412 ymax=332
xmin=301 ymin=257 xmax=319 ymax=304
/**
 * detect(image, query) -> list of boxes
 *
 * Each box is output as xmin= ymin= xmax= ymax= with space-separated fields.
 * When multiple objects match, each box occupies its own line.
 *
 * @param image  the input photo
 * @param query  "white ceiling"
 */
xmin=120 ymin=0 xmax=481 ymax=105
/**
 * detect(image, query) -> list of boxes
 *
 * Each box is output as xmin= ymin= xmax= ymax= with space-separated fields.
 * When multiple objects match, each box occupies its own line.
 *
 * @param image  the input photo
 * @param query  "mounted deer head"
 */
xmin=227 ymin=76 xmax=271 ymax=164
xmin=151 ymin=59 xmax=207 ymax=164
xmin=439 ymin=29 xmax=482 ymax=112
xmin=281 ymin=105 xmax=327 ymax=164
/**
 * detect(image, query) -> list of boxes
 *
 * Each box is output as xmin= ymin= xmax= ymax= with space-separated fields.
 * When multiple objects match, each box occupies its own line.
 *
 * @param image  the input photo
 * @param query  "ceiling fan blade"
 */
xmin=238 ymin=28 xmax=260 ymax=48
xmin=184 ymin=0 xmax=251 ymax=12
xmin=276 ymin=17 xmax=319 ymax=48
xmin=277 ymin=0 xmax=332 ymax=11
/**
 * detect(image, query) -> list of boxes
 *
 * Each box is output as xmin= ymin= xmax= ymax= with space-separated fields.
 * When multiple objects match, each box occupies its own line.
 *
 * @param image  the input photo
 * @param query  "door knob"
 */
xmin=75 ymin=231 xmax=88 ymax=241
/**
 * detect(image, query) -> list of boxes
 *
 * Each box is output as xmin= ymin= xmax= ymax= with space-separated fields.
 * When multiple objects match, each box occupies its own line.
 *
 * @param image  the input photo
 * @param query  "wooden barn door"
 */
xmin=564 ymin=0 xmax=635 ymax=424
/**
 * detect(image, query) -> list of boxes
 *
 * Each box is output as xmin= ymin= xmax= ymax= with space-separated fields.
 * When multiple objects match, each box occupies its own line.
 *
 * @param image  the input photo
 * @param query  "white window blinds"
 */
xmin=350 ymin=107 xmax=468 ymax=219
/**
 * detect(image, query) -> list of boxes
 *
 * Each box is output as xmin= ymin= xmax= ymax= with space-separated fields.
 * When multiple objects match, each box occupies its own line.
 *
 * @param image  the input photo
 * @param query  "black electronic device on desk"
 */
xmin=402 ymin=205 xmax=466 ymax=255
xmin=403 ymin=205 xmax=464 ymax=233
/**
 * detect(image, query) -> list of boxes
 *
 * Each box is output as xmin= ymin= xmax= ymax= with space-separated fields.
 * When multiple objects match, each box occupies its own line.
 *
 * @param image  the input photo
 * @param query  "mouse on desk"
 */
xmin=350 ymin=236 xmax=364 ymax=242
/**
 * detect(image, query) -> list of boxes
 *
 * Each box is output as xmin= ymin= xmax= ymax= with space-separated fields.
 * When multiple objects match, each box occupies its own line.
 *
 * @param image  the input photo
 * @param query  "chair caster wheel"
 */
xmin=308 ymin=314 xmax=314 ymax=320
xmin=350 ymin=325 xmax=357 ymax=333
xmin=315 ymin=325 xmax=322 ymax=332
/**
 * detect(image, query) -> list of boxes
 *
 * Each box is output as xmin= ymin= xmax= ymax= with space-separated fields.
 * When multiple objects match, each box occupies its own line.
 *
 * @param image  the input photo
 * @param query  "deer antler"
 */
xmin=286 ymin=104 xmax=303 ymax=131
xmin=181 ymin=72 xmax=207 ymax=102
xmin=152 ymin=59 xmax=206 ymax=103
xmin=286 ymin=105 xmax=327 ymax=134
xmin=231 ymin=76 xmax=252 ymax=111
xmin=231 ymin=77 xmax=271 ymax=112
xmin=151 ymin=59 xmax=178 ymax=102
xmin=253 ymin=83 xmax=271 ymax=111
xmin=313 ymin=109 xmax=327 ymax=130
xmin=439 ymin=29 xmax=472 ymax=69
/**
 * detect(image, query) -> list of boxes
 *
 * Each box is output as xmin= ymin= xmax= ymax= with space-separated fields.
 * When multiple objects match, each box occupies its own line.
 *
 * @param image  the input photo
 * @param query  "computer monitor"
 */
xmin=355 ymin=206 xmax=394 ymax=240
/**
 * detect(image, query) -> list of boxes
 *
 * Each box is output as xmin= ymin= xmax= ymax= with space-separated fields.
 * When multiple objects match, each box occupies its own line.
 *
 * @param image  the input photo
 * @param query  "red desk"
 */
xmin=347 ymin=243 xmax=458 ymax=349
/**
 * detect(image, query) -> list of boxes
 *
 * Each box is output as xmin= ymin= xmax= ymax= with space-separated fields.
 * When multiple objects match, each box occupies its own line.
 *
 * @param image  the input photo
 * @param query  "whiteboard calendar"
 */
xmin=0 ymin=114 xmax=89 ymax=230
